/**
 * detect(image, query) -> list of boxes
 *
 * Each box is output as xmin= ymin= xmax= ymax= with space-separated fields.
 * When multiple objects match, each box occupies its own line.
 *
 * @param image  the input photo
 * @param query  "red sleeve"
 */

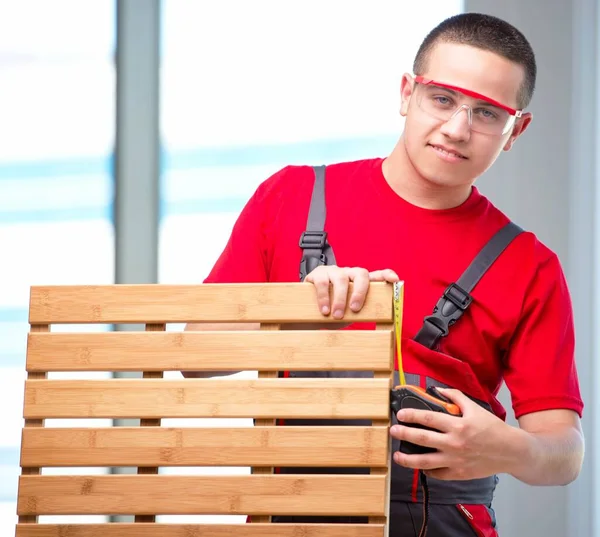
xmin=203 ymin=176 xmax=276 ymax=284
xmin=504 ymin=246 xmax=584 ymax=419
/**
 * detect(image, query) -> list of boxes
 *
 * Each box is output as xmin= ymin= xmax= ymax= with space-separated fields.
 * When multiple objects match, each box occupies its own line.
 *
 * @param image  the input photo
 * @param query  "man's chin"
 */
xmin=419 ymin=168 xmax=471 ymax=189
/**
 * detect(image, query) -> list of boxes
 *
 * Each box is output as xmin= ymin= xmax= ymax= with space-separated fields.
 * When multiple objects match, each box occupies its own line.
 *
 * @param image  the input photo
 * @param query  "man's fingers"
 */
xmin=395 ymin=408 xmax=456 ymax=434
xmin=393 ymin=450 xmax=446 ymax=471
xmin=390 ymin=424 xmax=446 ymax=451
xmin=347 ymin=267 xmax=398 ymax=314
xmin=305 ymin=266 xmax=350 ymax=317
xmin=305 ymin=268 xmax=333 ymax=315
xmin=306 ymin=266 xmax=398 ymax=318
xmin=369 ymin=269 xmax=400 ymax=282
xmin=347 ymin=268 xmax=370 ymax=312
xmin=329 ymin=270 xmax=350 ymax=319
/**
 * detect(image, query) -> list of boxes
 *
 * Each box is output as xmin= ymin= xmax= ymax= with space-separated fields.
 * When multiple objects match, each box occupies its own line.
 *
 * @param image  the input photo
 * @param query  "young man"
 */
xmin=186 ymin=12 xmax=584 ymax=536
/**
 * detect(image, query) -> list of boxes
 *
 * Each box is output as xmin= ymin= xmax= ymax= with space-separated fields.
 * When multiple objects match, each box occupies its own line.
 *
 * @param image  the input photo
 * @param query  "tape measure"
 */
xmin=393 ymin=281 xmax=406 ymax=385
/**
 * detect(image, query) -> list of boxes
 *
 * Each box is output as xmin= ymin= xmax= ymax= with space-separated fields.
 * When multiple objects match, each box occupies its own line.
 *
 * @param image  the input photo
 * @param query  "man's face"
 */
xmin=400 ymin=42 xmax=532 ymax=189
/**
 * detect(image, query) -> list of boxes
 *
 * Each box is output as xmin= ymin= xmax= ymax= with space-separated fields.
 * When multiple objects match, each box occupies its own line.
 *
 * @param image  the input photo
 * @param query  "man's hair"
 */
xmin=413 ymin=13 xmax=537 ymax=109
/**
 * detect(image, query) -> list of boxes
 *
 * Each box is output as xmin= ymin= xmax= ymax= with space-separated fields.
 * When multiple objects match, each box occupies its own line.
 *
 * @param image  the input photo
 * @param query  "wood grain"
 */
xmin=135 ymin=323 xmax=166 ymax=522
xmin=19 ymin=323 xmax=48 ymax=525
xmin=28 ymin=283 xmax=393 ymax=324
xmin=15 ymin=523 xmax=385 ymax=537
xmin=26 ymin=330 xmax=393 ymax=372
xmin=20 ymin=426 xmax=389 ymax=467
xmin=17 ymin=474 xmax=387 ymax=516
xmin=23 ymin=378 xmax=390 ymax=419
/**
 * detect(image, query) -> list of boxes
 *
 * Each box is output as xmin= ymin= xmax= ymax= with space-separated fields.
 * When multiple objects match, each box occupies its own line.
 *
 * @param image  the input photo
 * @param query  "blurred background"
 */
xmin=0 ymin=1 xmax=597 ymax=536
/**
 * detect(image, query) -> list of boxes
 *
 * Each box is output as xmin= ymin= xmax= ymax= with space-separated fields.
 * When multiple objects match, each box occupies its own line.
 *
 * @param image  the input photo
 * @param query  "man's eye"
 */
xmin=476 ymin=108 xmax=499 ymax=120
xmin=433 ymin=96 xmax=452 ymax=106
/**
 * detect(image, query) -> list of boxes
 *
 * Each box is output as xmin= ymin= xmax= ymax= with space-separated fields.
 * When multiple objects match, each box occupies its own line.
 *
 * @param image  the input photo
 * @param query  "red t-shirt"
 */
xmin=204 ymin=157 xmax=584 ymax=421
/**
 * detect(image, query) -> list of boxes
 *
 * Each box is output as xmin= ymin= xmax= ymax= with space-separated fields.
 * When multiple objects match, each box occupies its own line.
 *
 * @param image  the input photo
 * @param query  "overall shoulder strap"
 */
xmin=414 ymin=221 xmax=524 ymax=350
xmin=298 ymin=165 xmax=337 ymax=281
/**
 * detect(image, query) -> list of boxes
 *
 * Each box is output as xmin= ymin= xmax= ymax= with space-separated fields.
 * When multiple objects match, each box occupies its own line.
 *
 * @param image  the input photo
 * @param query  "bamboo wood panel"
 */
xmin=23 ymin=379 xmax=390 ymax=419
xmin=26 ymin=330 xmax=393 ymax=372
xmin=15 ymin=523 xmax=385 ymax=537
xmin=251 ymin=322 xmax=280 ymax=523
xmin=135 ymin=323 xmax=166 ymax=523
xmin=28 ymin=283 xmax=393 ymax=324
xmin=17 ymin=475 xmax=386 ymax=516
xmin=19 ymin=324 xmax=49 ymax=525
xmin=20 ymin=426 xmax=389 ymax=467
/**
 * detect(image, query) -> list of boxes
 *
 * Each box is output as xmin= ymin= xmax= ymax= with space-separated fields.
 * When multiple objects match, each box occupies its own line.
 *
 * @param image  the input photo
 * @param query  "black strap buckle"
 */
xmin=299 ymin=231 xmax=328 ymax=250
xmin=422 ymin=314 xmax=452 ymax=339
xmin=443 ymin=283 xmax=473 ymax=311
xmin=416 ymin=283 xmax=473 ymax=348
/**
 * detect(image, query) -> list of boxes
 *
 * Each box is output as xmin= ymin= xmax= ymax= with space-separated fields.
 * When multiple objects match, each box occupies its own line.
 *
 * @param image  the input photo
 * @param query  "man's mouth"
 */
xmin=428 ymin=144 xmax=468 ymax=160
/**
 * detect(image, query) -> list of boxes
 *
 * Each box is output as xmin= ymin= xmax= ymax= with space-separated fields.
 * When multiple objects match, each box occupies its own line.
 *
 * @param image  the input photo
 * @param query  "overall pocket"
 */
xmin=402 ymin=337 xmax=490 ymax=405
xmin=456 ymin=503 xmax=499 ymax=537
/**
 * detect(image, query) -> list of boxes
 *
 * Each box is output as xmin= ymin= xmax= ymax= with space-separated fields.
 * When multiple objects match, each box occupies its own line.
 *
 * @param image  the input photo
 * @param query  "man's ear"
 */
xmin=503 ymin=112 xmax=533 ymax=151
xmin=400 ymin=73 xmax=416 ymax=117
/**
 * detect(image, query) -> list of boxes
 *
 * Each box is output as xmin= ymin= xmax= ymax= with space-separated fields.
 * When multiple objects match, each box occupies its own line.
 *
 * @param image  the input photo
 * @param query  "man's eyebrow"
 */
xmin=428 ymin=84 xmax=504 ymax=111
xmin=428 ymin=84 xmax=459 ymax=96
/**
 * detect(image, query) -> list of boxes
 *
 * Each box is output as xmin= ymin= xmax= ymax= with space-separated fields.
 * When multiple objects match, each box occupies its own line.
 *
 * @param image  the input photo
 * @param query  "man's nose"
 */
xmin=440 ymin=104 xmax=472 ymax=141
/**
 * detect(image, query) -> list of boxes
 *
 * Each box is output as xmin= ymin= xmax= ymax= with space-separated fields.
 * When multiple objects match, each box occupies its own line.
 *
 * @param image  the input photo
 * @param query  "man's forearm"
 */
xmin=506 ymin=425 xmax=584 ymax=486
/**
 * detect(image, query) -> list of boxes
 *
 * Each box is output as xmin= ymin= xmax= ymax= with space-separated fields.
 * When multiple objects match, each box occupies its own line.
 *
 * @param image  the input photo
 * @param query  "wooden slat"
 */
xmin=23 ymin=379 xmax=390 ymax=419
xmin=17 ymin=475 xmax=386 ymax=516
xmin=250 ymin=322 xmax=280 ymax=523
xmin=20 ymin=426 xmax=389 ymax=467
xmin=19 ymin=281 xmax=395 ymax=533
xmin=26 ymin=330 xmax=394 ymax=372
xmin=370 ymin=322 xmax=395 ymax=527
xmin=370 ymin=287 xmax=401 ymax=533
xmin=28 ymin=283 xmax=393 ymax=324
xmin=19 ymin=323 xmax=49 ymax=525
xmin=15 ymin=523 xmax=385 ymax=537
xmin=135 ymin=323 xmax=166 ymax=523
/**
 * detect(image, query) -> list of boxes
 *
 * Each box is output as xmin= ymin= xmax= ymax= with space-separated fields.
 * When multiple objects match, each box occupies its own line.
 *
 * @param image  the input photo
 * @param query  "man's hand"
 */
xmin=305 ymin=265 xmax=399 ymax=319
xmin=390 ymin=388 xmax=516 ymax=481
xmin=390 ymin=388 xmax=584 ymax=486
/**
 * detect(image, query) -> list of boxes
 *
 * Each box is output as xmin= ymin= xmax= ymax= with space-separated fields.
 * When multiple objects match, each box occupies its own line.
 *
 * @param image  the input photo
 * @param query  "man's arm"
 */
xmin=508 ymin=408 xmax=584 ymax=486
xmin=389 ymin=390 xmax=584 ymax=485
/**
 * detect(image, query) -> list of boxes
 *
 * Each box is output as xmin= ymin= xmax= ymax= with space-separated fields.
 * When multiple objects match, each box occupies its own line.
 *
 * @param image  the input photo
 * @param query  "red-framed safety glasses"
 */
xmin=413 ymin=75 xmax=523 ymax=135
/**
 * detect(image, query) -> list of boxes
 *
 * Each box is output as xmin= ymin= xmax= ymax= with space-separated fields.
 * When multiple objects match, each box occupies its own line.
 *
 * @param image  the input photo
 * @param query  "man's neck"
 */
xmin=382 ymin=137 xmax=473 ymax=210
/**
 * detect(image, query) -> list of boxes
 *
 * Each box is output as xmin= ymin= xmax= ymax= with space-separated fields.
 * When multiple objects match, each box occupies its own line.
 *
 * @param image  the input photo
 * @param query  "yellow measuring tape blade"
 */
xmin=393 ymin=281 xmax=406 ymax=386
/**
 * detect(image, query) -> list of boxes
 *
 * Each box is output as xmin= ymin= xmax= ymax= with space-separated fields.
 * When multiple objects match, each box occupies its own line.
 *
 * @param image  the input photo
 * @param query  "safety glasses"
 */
xmin=413 ymin=75 xmax=523 ymax=135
